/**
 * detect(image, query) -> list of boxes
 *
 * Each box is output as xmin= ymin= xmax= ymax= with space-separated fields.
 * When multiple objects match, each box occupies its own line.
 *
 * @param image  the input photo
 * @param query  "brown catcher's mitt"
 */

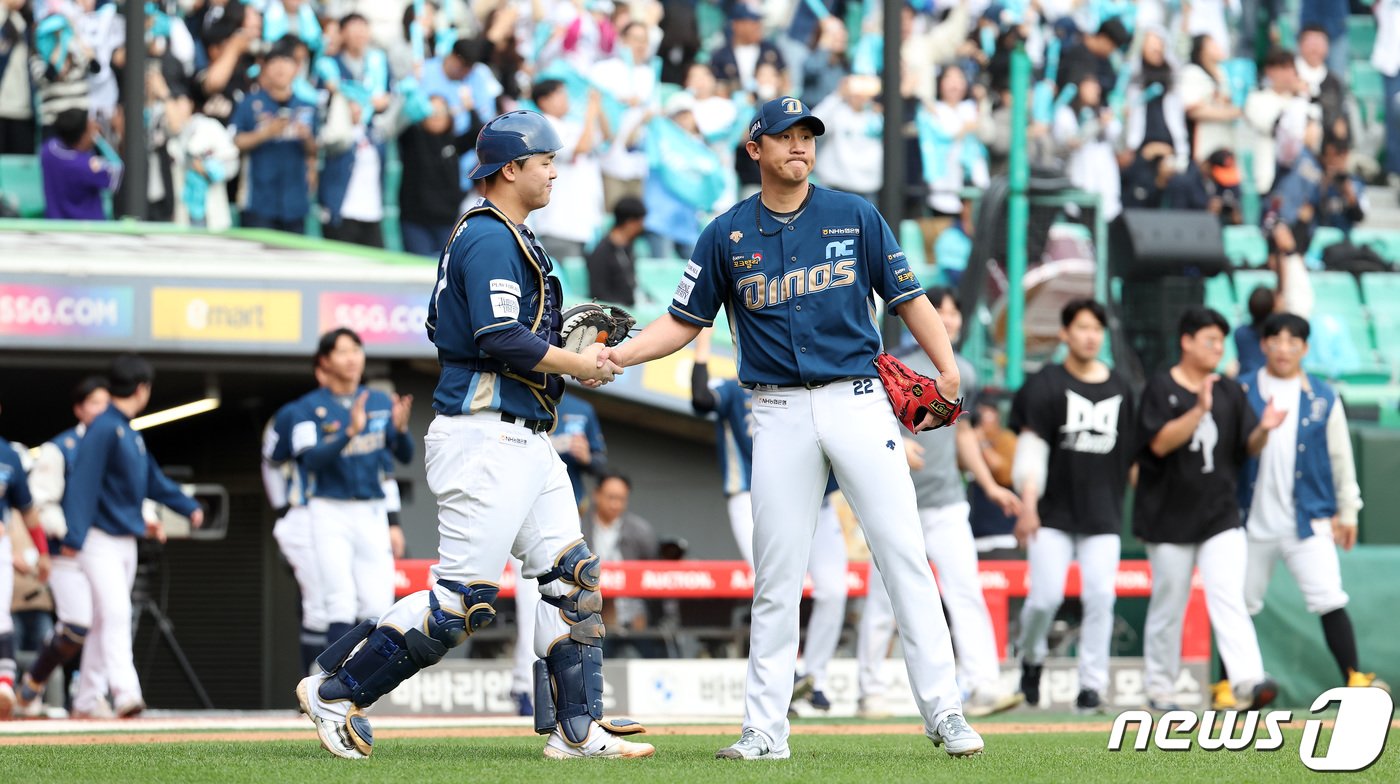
xmin=874 ymin=352 xmax=964 ymax=433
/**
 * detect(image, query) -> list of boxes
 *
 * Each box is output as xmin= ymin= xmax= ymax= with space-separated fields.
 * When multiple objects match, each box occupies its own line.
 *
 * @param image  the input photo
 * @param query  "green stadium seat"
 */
xmin=557 ymin=256 xmax=589 ymax=302
xmin=1375 ymin=311 xmax=1400 ymax=372
xmin=1308 ymin=272 xmax=1378 ymax=371
xmin=1351 ymin=61 xmax=1386 ymax=124
xmin=1307 ymin=226 xmax=1346 ymax=262
xmin=1309 ymin=270 xmax=1364 ymax=311
xmin=1223 ymin=225 xmax=1269 ymax=268
xmin=899 ymin=220 xmax=927 ymax=267
xmin=1232 ymin=269 xmax=1277 ymax=303
xmin=1348 ymin=16 xmax=1378 ymax=62
xmin=635 ymin=257 xmax=687 ymax=305
xmin=1351 ymin=228 xmax=1400 ymax=263
xmin=1205 ymin=274 xmax=1237 ymax=320
xmin=0 ymin=154 xmax=45 ymax=218
xmin=1360 ymin=272 xmax=1400 ymax=309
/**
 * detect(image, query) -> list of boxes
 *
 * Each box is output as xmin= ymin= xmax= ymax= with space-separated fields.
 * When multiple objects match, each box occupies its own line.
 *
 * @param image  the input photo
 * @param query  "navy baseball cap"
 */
xmin=730 ymin=4 xmax=762 ymax=21
xmin=747 ymin=96 xmax=826 ymax=142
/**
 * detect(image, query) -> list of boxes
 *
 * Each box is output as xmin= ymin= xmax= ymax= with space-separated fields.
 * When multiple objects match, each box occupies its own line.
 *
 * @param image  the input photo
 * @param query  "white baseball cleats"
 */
xmin=716 ymin=728 xmax=791 ymax=760
xmin=542 ymin=722 xmax=656 ymax=759
xmin=928 ymin=712 xmax=985 ymax=757
xmin=296 ymin=674 xmax=369 ymax=760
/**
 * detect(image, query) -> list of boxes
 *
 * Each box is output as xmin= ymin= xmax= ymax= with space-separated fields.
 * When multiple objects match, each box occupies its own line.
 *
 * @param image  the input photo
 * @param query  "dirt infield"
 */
xmin=5 ymin=718 xmax=1388 ymax=747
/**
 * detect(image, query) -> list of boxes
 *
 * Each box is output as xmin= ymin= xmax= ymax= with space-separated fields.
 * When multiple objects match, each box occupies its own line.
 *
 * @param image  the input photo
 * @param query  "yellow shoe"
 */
xmin=1347 ymin=670 xmax=1392 ymax=693
xmin=1211 ymin=680 xmax=1237 ymax=710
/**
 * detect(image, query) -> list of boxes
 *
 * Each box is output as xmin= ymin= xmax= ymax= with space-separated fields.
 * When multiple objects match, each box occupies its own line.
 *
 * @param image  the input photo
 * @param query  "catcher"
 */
xmin=295 ymin=110 xmax=652 ymax=761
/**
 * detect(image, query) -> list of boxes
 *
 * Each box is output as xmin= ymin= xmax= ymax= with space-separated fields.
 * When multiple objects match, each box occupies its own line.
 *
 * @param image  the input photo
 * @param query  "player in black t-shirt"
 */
xmin=1134 ymin=307 xmax=1284 ymax=712
xmin=1010 ymin=300 xmax=1134 ymax=713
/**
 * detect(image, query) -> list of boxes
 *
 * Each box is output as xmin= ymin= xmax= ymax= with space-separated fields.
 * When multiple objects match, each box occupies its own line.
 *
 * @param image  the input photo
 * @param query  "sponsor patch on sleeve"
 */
xmin=291 ymin=421 xmax=318 ymax=453
xmin=674 ymin=277 xmax=695 ymax=305
xmin=489 ymin=279 xmax=521 ymax=296
xmin=893 ymin=266 xmax=917 ymax=285
xmin=820 ymin=226 xmax=861 ymax=237
xmin=490 ymin=293 xmax=520 ymax=319
xmin=684 ymin=261 xmax=702 ymax=279
xmin=886 ymin=250 xmax=907 ymax=263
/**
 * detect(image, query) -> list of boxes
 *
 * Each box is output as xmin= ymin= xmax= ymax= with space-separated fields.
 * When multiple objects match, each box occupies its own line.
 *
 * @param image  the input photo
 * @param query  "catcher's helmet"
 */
xmin=469 ymin=110 xmax=563 ymax=180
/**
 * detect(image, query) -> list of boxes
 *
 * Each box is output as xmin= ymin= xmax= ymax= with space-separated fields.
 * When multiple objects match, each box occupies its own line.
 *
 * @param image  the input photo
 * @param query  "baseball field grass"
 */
xmin=1 ymin=713 xmax=1395 ymax=784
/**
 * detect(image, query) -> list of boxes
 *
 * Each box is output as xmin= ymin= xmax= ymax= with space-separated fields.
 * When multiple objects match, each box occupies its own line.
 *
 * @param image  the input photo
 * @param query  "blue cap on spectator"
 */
xmin=730 ymin=4 xmax=762 ymax=21
xmin=747 ymin=97 xmax=826 ymax=142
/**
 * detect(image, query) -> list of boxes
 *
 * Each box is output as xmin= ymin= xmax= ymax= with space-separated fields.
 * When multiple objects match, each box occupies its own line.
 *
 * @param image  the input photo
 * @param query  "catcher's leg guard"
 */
xmin=533 ymin=541 xmax=646 ymax=744
xmin=318 ymin=582 xmax=498 ymax=709
xmin=23 ymin=622 xmax=87 ymax=695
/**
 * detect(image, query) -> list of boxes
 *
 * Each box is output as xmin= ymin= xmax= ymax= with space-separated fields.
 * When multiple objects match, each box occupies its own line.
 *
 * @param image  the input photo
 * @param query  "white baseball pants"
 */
xmin=747 ymin=382 xmax=962 ymax=749
xmin=307 ymin=498 xmax=395 ymax=626
xmin=73 ymin=528 xmax=140 ymax=714
xmin=1017 ymin=527 xmax=1120 ymax=693
xmin=858 ymin=501 xmax=1001 ymax=699
xmin=1244 ymin=521 xmax=1349 ymax=616
xmin=1144 ymin=527 xmax=1265 ymax=701
xmin=273 ymin=506 xmax=328 ymax=632
xmin=512 ymin=556 xmax=540 ymax=694
xmin=46 ymin=553 xmax=93 ymax=629
xmin=728 ymin=491 xmax=848 ymax=692
xmin=374 ymin=413 xmax=587 ymax=664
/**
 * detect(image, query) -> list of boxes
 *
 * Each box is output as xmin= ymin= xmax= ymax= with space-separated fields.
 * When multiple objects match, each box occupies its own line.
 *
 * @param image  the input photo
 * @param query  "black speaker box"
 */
xmin=1110 ymin=209 xmax=1230 ymax=280
xmin=1121 ymin=276 xmax=1206 ymax=376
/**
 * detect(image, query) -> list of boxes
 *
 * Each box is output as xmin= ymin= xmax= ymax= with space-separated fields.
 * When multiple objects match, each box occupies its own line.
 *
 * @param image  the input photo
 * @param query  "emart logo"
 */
xmin=1108 ymin=687 xmax=1393 ymax=772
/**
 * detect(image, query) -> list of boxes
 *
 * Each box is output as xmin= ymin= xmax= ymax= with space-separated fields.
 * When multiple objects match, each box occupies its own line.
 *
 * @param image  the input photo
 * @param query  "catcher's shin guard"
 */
xmin=319 ymin=583 xmax=497 ymax=708
xmin=533 ymin=541 xmax=646 ymax=744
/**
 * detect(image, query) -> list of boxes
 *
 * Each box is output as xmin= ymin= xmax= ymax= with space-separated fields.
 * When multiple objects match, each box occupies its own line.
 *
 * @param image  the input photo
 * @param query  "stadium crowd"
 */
xmin=0 ymin=0 xmax=1395 ymax=279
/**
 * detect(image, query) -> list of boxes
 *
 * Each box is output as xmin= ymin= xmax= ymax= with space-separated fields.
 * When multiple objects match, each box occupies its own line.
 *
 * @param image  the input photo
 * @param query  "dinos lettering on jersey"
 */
xmin=735 ymin=259 xmax=858 ymax=311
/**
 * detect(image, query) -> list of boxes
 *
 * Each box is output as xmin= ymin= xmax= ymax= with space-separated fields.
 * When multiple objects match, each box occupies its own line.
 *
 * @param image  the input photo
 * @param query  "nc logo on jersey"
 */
xmin=732 ymin=252 xmax=763 ymax=270
xmin=821 ymin=226 xmax=860 ymax=237
xmin=825 ymin=240 xmax=854 ymax=260
xmin=1060 ymin=391 xmax=1122 ymax=454
xmin=736 ymin=259 xmax=858 ymax=311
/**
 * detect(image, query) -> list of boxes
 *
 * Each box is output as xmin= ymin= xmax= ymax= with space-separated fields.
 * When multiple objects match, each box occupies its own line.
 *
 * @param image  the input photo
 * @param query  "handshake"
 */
xmin=573 ymin=343 xmax=626 ymax=388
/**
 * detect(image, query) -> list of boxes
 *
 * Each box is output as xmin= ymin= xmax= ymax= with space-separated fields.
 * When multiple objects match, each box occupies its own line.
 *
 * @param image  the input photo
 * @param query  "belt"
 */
xmin=501 ymin=412 xmax=551 ymax=433
xmin=746 ymin=377 xmax=855 ymax=391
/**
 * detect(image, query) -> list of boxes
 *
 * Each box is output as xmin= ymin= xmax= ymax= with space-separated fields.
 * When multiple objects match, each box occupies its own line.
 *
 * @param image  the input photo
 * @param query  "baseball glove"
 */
xmin=559 ymin=303 xmax=636 ymax=352
xmin=874 ymin=352 xmax=964 ymax=433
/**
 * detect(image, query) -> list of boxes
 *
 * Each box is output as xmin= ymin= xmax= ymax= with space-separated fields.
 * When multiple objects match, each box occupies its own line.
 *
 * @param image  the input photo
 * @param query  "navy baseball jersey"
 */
xmin=51 ymin=425 xmax=83 ymax=473
xmin=266 ymin=399 xmax=309 ymax=507
xmin=61 ymin=407 xmax=198 ymax=549
xmin=426 ymin=199 xmax=564 ymax=423
xmin=0 ymin=438 xmax=33 ymax=518
xmin=292 ymin=387 xmax=413 ymax=501
xmin=554 ymin=394 xmax=607 ymax=502
xmin=670 ymin=187 xmax=924 ymax=386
